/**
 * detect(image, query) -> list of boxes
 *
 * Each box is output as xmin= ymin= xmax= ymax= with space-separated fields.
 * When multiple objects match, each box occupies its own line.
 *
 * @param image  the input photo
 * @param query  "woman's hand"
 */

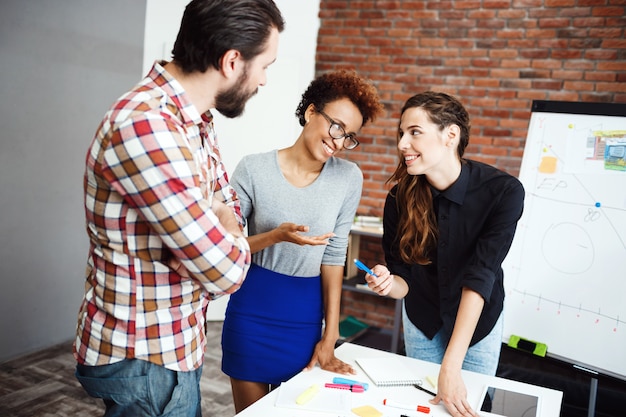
xmin=247 ymin=223 xmax=333 ymax=253
xmin=304 ymin=339 xmax=355 ymax=375
xmin=431 ymin=368 xmax=478 ymax=417
xmin=364 ymin=264 xmax=394 ymax=296
xmin=275 ymin=223 xmax=334 ymax=246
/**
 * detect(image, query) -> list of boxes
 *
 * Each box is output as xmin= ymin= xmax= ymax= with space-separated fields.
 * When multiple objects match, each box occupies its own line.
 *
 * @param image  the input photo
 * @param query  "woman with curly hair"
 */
xmin=221 ymin=70 xmax=384 ymax=412
xmin=364 ymin=92 xmax=524 ymax=417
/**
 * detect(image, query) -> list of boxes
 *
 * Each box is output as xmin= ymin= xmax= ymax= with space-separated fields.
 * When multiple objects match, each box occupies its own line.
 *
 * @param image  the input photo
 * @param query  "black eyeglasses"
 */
xmin=317 ymin=109 xmax=360 ymax=150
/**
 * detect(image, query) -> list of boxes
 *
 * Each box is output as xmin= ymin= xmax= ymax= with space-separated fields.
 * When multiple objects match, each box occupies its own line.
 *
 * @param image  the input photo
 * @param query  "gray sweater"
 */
xmin=231 ymin=150 xmax=363 ymax=277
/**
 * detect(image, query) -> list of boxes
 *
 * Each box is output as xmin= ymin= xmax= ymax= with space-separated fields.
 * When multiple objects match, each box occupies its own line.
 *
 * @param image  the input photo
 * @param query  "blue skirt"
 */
xmin=221 ymin=264 xmax=323 ymax=385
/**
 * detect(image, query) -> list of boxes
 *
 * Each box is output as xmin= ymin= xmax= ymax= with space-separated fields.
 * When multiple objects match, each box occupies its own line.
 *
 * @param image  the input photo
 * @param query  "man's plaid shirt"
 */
xmin=74 ymin=62 xmax=251 ymax=371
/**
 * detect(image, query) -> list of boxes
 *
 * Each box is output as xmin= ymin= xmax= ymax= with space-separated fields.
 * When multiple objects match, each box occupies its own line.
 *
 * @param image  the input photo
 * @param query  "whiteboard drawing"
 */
xmin=502 ymin=102 xmax=626 ymax=380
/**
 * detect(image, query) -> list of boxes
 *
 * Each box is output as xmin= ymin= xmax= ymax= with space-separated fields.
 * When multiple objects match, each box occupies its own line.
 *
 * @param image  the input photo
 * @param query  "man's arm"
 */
xmin=101 ymin=116 xmax=250 ymax=294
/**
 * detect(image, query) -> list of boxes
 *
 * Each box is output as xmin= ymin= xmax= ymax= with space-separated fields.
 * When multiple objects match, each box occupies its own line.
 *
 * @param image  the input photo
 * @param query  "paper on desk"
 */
xmin=275 ymin=367 xmax=351 ymax=413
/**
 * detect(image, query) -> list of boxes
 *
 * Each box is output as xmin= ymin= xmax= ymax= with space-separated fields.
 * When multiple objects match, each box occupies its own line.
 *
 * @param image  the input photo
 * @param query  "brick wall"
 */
xmin=316 ymin=1 xmax=626 ymax=332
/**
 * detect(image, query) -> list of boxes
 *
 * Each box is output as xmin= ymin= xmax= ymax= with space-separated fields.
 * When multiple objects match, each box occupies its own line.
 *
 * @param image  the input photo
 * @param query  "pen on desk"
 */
xmin=413 ymin=383 xmax=437 ymax=397
xmin=332 ymin=377 xmax=369 ymax=390
xmin=324 ymin=383 xmax=365 ymax=393
xmin=383 ymin=398 xmax=430 ymax=414
xmin=353 ymin=259 xmax=376 ymax=276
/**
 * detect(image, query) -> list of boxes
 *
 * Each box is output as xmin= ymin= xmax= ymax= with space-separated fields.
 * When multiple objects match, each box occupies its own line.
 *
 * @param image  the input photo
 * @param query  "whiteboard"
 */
xmin=502 ymin=100 xmax=626 ymax=380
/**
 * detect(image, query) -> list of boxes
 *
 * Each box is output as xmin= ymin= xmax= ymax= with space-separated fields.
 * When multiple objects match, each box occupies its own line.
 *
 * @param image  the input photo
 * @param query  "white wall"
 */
xmin=143 ymin=0 xmax=321 ymax=319
xmin=0 ymin=0 xmax=146 ymax=362
xmin=143 ymin=0 xmax=320 ymax=171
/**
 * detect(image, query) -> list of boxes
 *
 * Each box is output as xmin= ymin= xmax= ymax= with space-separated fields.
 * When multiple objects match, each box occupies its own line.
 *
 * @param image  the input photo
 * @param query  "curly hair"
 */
xmin=295 ymin=70 xmax=384 ymax=127
xmin=387 ymin=91 xmax=471 ymax=265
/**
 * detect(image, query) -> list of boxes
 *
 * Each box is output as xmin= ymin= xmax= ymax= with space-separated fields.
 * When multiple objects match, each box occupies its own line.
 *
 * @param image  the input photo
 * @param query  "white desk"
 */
xmin=234 ymin=343 xmax=563 ymax=417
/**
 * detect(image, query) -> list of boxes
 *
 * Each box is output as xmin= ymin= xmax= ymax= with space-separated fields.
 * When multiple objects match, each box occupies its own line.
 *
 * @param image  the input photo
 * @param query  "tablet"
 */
xmin=478 ymin=385 xmax=540 ymax=417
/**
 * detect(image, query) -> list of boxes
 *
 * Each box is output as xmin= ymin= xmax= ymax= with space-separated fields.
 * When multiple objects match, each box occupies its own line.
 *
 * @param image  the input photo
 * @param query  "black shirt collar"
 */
xmin=429 ymin=160 xmax=469 ymax=205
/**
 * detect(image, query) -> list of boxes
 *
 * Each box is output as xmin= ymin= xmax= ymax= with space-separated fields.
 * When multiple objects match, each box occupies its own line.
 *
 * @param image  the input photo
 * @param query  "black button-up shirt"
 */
xmin=383 ymin=159 xmax=525 ymax=346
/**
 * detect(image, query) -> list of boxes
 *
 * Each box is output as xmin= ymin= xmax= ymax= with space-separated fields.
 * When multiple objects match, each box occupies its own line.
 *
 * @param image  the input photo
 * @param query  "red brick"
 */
xmin=547 ymin=91 xmax=580 ymax=101
xmin=473 ymin=117 xmax=500 ymax=128
xmin=581 ymin=92 xmax=619 ymax=102
xmin=551 ymin=70 xmax=585 ymax=80
xmin=597 ymin=82 xmax=626 ymax=92
xmin=545 ymin=0 xmax=576 ymax=6
xmin=592 ymin=7 xmax=626 ymax=17
xmin=602 ymin=39 xmax=626 ymax=48
xmin=585 ymin=49 xmax=618 ymax=60
xmin=551 ymin=50 xmax=583 ymax=59
xmin=474 ymin=78 xmax=501 ymax=87
xmin=532 ymin=59 xmax=563 ymax=69
xmin=584 ymin=71 xmax=617 ymax=82
xmin=573 ymin=17 xmax=607 ymax=27
xmin=539 ymin=18 xmax=571 ymax=29
xmin=570 ymin=38 xmax=603 ymax=49
xmin=559 ymin=7 xmax=593 ymax=18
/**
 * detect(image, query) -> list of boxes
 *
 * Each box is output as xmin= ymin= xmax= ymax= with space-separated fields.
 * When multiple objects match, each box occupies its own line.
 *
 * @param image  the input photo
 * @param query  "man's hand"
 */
xmin=212 ymin=199 xmax=242 ymax=237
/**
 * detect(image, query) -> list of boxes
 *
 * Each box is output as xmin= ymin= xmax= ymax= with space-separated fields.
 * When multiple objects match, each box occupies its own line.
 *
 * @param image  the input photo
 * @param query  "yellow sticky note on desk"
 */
xmin=352 ymin=405 xmax=383 ymax=417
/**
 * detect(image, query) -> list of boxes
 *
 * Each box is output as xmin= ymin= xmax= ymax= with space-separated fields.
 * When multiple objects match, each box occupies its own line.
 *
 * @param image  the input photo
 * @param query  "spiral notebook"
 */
xmin=355 ymin=357 xmax=421 ymax=387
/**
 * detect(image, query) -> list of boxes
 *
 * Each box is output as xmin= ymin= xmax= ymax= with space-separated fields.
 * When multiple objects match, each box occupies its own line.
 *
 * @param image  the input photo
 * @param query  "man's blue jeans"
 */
xmin=75 ymin=359 xmax=203 ymax=417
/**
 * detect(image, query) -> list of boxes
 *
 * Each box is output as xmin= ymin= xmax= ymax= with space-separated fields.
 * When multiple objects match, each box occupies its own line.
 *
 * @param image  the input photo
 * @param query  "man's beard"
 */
xmin=215 ymin=67 xmax=258 ymax=118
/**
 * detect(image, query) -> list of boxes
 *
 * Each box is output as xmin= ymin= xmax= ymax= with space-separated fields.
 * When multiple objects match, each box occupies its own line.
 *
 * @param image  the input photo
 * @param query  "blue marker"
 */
xmin=332 ymin=377 xmax=369 ymax=390
xmin=353 ymin=259 xmax=376 ymax=276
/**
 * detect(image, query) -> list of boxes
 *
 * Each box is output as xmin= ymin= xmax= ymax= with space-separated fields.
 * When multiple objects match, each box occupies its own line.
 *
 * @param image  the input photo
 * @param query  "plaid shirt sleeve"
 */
xmin=206 ymin=123 xmax=245 ymax=230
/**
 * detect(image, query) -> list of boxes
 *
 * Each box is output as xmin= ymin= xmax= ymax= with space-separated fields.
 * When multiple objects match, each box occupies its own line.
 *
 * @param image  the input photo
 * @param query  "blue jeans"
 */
xmin=75 ymin=359 xmax=203 ymax=417
xmin=402 ymin=302 xmax=503 ymax=376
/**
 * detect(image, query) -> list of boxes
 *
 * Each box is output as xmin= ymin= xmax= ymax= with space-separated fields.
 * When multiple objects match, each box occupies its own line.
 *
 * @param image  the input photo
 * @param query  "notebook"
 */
xmin=355 ymin=357 xmax=421 ymax=387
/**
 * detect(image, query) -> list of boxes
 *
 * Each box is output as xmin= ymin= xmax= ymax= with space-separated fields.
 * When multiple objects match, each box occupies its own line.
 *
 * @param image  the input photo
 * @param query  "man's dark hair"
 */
xmin=171 ymin=0 xmax=285 ymax=74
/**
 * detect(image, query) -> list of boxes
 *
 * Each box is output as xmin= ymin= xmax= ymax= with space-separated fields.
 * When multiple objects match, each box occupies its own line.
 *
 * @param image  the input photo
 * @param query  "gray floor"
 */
xmin=0 ymin=321 xmax=235 ymax=417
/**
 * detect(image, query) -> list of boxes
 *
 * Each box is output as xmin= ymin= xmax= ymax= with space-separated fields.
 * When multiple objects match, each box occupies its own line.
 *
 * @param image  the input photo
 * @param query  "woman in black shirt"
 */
xmin=365 ymin=92 xmax=524 ymax=417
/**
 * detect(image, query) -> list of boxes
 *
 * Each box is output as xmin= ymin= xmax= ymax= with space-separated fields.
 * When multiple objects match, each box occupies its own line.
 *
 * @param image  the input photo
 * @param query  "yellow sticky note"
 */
xmin=351 ymin=405 xmax=383 ymax=417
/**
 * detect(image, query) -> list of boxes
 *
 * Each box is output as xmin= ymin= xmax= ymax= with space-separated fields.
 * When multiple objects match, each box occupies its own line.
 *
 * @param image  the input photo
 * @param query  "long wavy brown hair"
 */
xmin=387 ymin=91 xmax=471 ymax=265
